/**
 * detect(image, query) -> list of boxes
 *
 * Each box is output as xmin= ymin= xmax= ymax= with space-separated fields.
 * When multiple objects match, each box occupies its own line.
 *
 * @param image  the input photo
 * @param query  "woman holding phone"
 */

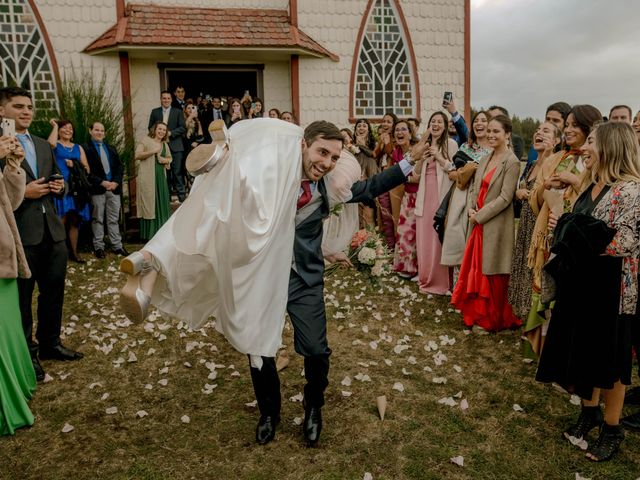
xmin=47 ymin=119 xmax=91 ymax=263
xmin=226 ymin=98 xmax=244 ymax=127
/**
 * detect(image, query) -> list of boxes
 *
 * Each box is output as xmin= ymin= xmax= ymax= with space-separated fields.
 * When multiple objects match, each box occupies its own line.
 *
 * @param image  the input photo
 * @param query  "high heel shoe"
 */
xmin=186 ymin=119 xmax=229 ymax=176
xmin=119 ymin=252 xmax=152 ymax=323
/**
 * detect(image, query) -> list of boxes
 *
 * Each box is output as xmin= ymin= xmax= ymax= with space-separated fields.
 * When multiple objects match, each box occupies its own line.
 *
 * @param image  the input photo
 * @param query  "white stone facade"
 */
xmin=21 ymin=0 xmax=465 ymax=140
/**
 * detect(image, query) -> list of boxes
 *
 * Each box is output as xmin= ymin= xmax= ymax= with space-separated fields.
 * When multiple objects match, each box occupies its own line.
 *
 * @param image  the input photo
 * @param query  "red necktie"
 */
xmin=297 ymin=180 xmax=312 ymax=210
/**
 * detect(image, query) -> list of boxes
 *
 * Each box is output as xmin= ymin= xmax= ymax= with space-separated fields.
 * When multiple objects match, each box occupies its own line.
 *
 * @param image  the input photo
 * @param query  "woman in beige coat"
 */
xmin=451 ymin=115 xmax=521 ymax=332
xmin=135 ymin=121 xmax=172 ymax=240
xmin=0 ymin=134 xmax=36 ymax=435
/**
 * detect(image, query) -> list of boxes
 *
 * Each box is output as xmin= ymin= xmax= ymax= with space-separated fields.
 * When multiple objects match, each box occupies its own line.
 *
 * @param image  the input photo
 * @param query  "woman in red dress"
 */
xmin=451 ymin=115 xmax=521 ymax=332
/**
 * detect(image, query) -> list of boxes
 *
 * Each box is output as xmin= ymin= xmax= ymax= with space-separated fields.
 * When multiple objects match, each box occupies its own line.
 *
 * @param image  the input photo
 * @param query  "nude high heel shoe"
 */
xmin=186 ymin=119 xmax=229 ymax=176
xmin=119 ymin=252 xmax=152 ymax=323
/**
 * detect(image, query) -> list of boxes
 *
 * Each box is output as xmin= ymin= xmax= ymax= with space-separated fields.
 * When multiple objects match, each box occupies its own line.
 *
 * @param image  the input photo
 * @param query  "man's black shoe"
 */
xmin=113 ymin=247 xmax=129 ymax=257
xmin=32 ymin=357 xmax=45 ymax=382
xmin=95 ymin=249 xmax=106 ymax=259
xmin=255 ymin=415 xmax=280 ymax=445
xmin=39 ymin=344 xmax=84 ymax=361
xmin=621 ymin=411 xmax=640 ymax=431
xmin=624 ymin=386 xmax=640 ymax=406
xmin=303 ymin=405 xmax=322 ymax=446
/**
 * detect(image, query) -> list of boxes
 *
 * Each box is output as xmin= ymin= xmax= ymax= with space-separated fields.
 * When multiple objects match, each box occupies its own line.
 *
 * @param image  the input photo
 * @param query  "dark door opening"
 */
xmin=160 ymin=64 xmax=264 ymax=103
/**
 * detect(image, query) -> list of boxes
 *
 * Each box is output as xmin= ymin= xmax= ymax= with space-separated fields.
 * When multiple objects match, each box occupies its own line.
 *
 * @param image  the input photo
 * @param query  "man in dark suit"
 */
xmin=251 ymin=121 xmax=427 ymax=446
xmin=0 ymin=86 xmax=83 ymax=382
xmin=149 ymin=91 xmax=186 ymax=201
xmin=82 ymin=121 xmax=127 ymax=258
xmin=171 ymin=85 xmax=187 ymax=111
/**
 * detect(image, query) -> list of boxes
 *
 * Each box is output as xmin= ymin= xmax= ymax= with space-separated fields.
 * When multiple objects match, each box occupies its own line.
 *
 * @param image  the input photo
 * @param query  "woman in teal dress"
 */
xmin=0 ymin=134 xmax=36 ymax=435
xmin=135 ymin=122 xmax=172 ymax=240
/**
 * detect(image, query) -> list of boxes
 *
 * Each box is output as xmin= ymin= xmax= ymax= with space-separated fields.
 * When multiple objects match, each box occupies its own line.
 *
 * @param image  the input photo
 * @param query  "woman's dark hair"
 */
xmin=353 ymin=118 xmax=376 ymax=150
xmin=304 ymin=120 xmax=343 ymax=146
xmin=56 ymin=119 xmax=73 ymax=130
xmin=340 ymin=128 xmax=354 ymax=142
xmin=268 ymin=108 xmax=281 ymax=118
xmin=382 ymin=112 xmax=398 ymax=125
xmin=488 ymin=114 xmax=513 ymax=134
xmin=468 ymin=110 xmax=488 ymax=145
xmin=569 ymin=104 xmax=603 ymax=138
xmin=426 ymin=111 xmax=450 ymax=157
xmin=392 ymin=119 xmax=418 ymax=147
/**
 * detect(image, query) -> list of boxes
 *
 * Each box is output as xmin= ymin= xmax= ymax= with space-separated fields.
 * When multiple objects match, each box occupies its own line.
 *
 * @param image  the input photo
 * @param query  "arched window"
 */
xmin=0 ymin=0 xmax=59 ymax=112
xmin=351 ymin=0 xmax=419 ymax=119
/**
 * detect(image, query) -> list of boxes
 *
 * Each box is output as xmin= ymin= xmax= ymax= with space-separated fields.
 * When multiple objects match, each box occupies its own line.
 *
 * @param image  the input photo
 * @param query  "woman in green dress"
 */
xmin=0 ymin=134 xmax=36 ymax=435
xmin=135 ymin=121 xmax=172 ymax=240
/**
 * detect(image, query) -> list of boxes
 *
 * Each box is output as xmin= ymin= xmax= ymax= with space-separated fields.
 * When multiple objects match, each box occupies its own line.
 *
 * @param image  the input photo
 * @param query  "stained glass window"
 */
xmin=0 ymin=0 xmax=58 ymax=112
xmin=353 ymin=0 xmax=416 ymax=118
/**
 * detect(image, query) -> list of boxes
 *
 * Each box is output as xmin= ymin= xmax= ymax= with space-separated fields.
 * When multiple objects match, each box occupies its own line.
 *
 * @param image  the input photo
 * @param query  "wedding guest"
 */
xmin=83 ymin=122 xmax=127 ymax=258
xmin=148 ymin=91 xmax=186 ymax=202
xmin=226 ymin=98 xmax=245 ymax=127
xmin=353 ymin=118 xmax=376 ymax=158
xmin=608 ymin=105 xmax=633 ymax=124
xmin=0 ymin=133 xmax=36 ymax=435
xmin=528 ymin=102 xmax=571 ymax=163
xmin=268 ymin=108 xmax=281 ymax=119
xmin=415 ymin=111 xmax=456 ymax=294
xmin=1 ymin=86 xmax=83 ymax=382
xmin=183 ymin=104 xmax=204 ymax=156
xmin=171 ymin=85 xmax=187 ymax=111
xmin=508 ymin=122 xmax=561 ymax=338
xmin=537 ymin=122 xmax=640 ymax=462
xmin=248 ymin=97 xmax=264 ymax=119
xmin=135 ymin=122 xmax=172 ymax=241
xmin=441 ymin=110 xmax=492 ymax=282
xmin=391 ymin=119 xmax=421 ymax=278
xmin=451 ymin=114 xmax=520 ymax=332
xmin=632 ymin=110 xmax=640 ymax=144
xmin=47 ymin=119 xmax=91 ymax=263
xmin=373 ymin=112 xmax=399 ymax=248
xmin=280 ymin=111 xmax=296 ymax=124
xmin=526 ymin=105 xmax=602 ymax=353
xmin=488 ymin=105 xmax=524 ymax=160
xmin=351 ymin=119 xmax=378 ymax=227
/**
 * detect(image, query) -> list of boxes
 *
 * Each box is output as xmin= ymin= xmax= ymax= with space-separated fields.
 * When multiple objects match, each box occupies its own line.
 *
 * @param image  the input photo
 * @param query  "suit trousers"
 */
xmin=168 ymin=150 xmax=185 ymax=200
xmin=17 ymin=218 xmax=67 ymax=356
xmin=249 ymin=270 xmax=332 ymax=415
xmin=91 ymin=191 xmax=123 ymax=250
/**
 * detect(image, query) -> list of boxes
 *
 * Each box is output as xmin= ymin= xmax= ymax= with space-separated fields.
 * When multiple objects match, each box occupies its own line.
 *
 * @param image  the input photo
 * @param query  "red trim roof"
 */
xmin=84 ymin=4 xmax=338 ymax=61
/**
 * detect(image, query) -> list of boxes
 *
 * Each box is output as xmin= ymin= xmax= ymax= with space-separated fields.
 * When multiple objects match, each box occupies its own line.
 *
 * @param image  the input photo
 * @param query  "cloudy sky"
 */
xmin=471 ymin=0 xmax=640 ymax=120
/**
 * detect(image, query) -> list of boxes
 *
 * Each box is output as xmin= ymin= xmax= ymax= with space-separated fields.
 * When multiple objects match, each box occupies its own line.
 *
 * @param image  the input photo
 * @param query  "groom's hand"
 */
xmin=408 ymin=134 xmax=430 ymax=165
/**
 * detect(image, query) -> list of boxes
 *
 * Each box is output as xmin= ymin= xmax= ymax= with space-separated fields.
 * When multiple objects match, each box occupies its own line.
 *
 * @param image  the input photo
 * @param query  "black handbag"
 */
xmin=68 ymin=162 xmax=92 ymax=208
xmin=451 ymin=150 xmax=474 ymax=169
xmin=433 ymin=183 xmax=456 ymax=244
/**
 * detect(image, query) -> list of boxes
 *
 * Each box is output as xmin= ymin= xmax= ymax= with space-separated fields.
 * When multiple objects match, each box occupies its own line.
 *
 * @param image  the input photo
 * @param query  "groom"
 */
xmin=251 ymin=120 xmax=428 ymax=446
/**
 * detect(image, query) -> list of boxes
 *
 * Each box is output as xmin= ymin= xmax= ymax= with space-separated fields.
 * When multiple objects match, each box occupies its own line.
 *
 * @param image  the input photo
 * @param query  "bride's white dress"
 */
xmin=144 ymin=119 xmax=302 ymax=359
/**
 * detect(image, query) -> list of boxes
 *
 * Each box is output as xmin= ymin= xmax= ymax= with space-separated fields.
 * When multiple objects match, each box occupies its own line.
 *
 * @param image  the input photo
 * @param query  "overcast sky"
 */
xmin=471 ymin=0 xmax=640 ymax=120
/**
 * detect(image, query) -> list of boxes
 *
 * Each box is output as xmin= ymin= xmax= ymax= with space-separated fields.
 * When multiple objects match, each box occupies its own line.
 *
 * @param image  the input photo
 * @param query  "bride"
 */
xmin=119 ymin=118 xmax=361 ymax=361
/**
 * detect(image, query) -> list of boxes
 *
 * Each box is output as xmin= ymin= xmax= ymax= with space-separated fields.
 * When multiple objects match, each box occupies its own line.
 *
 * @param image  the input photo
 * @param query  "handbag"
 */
xmin=68 ymin=162 xmax=92 ymax=208
xmin=433 ymin=183 xmax=456 ymax=244
xmin=452 ymin=149 xmax=474 ymax=169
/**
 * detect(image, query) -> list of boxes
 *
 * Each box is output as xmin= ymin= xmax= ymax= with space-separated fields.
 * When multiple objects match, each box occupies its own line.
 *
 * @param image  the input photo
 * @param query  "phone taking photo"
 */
xmin=1 ymin=117 xmax=16 ymax=137
xmin=443 ymin=91 xmax=453 ymax=106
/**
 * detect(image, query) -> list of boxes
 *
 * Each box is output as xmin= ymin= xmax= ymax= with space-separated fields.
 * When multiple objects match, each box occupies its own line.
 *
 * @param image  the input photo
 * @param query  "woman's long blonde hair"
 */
xmin=591 ymin=122 xmax=640 ymax=185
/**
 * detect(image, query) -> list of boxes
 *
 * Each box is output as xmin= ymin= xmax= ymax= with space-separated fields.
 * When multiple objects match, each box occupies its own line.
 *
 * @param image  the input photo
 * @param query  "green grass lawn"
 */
xmin=1 ymin=254 xmax=638 ymax=480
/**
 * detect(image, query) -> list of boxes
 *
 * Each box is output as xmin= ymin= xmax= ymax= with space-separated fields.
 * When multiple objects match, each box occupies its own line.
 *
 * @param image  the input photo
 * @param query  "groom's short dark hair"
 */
xmin=304 ymin=120 xmax=344 ymax=147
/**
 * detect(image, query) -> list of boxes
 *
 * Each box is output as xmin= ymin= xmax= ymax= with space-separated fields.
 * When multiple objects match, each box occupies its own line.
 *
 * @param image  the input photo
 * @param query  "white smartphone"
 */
xmin=1 ymin=117 xmax=16 ymax=136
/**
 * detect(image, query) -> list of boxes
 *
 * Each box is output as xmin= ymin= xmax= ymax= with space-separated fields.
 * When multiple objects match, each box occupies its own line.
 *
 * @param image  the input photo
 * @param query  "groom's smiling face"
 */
xmin=301 ymin=137 xmax=343 ymax=181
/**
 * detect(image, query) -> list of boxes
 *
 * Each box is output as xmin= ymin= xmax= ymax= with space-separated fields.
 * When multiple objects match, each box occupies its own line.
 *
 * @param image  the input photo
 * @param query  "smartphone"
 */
xmin=244 ymin=90 xmax=250 ymax=97
xmin=443 ymin=91 xmax=453 ymax=105
xmin=251 ymin=102 xmax=256 ymax=110
xmin=48 ymin=173 xmax=63 ymax=182
xmin=1 ymin=117 xmax=15 ymax=136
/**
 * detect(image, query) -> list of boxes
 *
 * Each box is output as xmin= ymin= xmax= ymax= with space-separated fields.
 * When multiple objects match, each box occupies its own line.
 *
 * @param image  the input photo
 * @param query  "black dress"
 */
xmin=536 ymin=185 xmax=633 ymax=400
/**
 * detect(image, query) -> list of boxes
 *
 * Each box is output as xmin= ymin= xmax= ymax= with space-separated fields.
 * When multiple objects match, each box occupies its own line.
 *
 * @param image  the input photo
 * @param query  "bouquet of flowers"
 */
xmin=348 ymin=228 xmax=393 ymax=277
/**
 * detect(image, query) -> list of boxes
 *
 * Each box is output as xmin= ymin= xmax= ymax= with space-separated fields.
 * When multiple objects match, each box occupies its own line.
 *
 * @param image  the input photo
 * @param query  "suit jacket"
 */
xmin=467 ymin=150 xmax=519 ymax=274
xmin=148 ymin=107 xmax=186 ymax=152
xmin=293 ymin=164 xmax=407 ymax=287
xmin=82 ymin=141 xmax=123 ymax=195
xmin=5 ymin=134 xmax=66 ymax=246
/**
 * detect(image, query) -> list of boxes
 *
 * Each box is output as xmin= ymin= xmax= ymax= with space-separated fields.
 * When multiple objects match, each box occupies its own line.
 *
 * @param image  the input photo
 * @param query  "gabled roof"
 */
xmin=84 ymin=4 xmax=339 ymax=61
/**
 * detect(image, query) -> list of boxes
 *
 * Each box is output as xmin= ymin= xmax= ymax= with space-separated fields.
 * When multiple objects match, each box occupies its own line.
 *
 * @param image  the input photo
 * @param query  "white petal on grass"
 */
xmin=438 ymin=397 xmax=458 ymax=407
xmin=245 ymin=400 xmax=258 ymax=408
xmin=44 ymin=373 xmax=54 ymax=383
xmin=362 ymin=325 xmax=369 ymax=333
xmin=450 ymin=456 xmax=464 ymax=467
xmin=402 ymin=368 xmax=412 ymax=376
xmin=393 ymin=344 xmax=409 ymax=355
xmin=158 ymin=379 xmax=168 ymax=386
xmin=454 ymin=391 xmax=463 ymax=398
xmin=341 ymin=391 xmax=352 ymax=397
xmin=570 ymin=395 xmax=581 ymax=406
xmin=61 ymin=423 xmax=75 ymax=433
xmin=158 ymin=366 xmax=169 ymax=375
xmin=432 ymin=377 xmax=447 ymax=384
xmin=127 ymin=352 xmax=137 ymax=363
xmin=453 ymin=365 xmax=462 ymax=373
xmin=423 ymin=366 xmax=433 ymax=372
xmin=144 ymin=384 xmax=153 ymax=390
xmin=341 ymin=376 xmax=352 ymax=387
xmin=181 ymin=415 xmax=191 ymax=424
xmin=105 ymin=406 xmax=118 ymax=415
xmin=363 ymin=473 xmax=373 ymax=480
xmin=101 ymin=393 xmax=110 ymax=401
xmin=136 ymin=410 xmax=148 ymax=418
xmin=568 ymin=435 xmax=588 ymax=450
xmin=88 ymin=382 xmax=102 ymax=390
xmin=289 ymin=392 xmax=304 ymax=403
xmin=369 ymin=341 xmax=378 ymax=350
xmin=384 ymin=359 xmax=393 ymax=366
xmin=392 ymin=382 xmax=405 ymax=392
xmin=513 ymin=404 xmax=524 ymax=412
xmin=293 ymin=417 xmax=303 ymax=426
xmin=575 ymin=473 xmax=591 ymax=480
xmin=460 ymin=399 xmax=469 ymax=411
